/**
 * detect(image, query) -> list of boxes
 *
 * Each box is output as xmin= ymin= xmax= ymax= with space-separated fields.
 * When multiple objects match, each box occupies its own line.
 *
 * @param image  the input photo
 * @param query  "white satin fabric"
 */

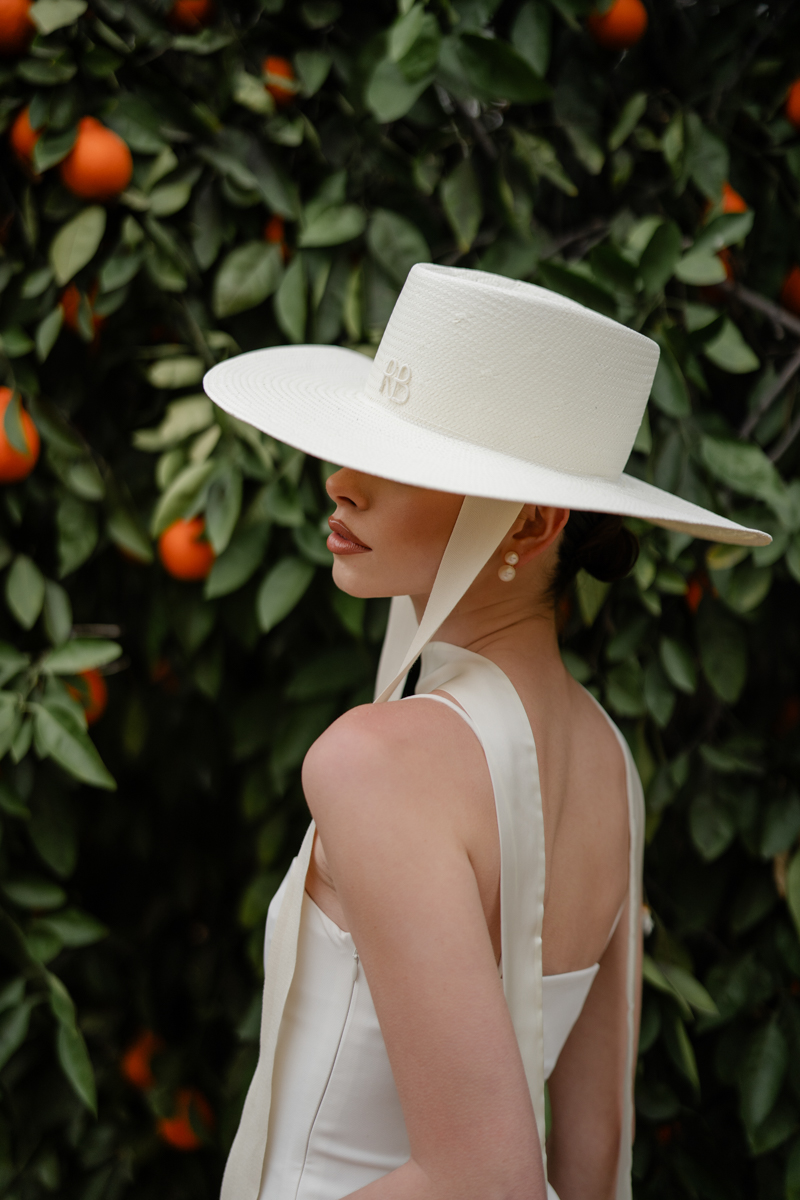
xmin=255 ymin=641 xmax=643 ymax=1200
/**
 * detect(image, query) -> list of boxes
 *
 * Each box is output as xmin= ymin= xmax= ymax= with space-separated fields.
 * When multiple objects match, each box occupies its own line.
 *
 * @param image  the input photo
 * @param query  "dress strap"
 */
xmin=414 ymin=644 xmax=549 ymax=1170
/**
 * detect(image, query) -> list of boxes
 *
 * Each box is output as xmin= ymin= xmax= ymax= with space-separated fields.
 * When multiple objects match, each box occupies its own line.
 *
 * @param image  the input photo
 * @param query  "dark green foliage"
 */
xmin=0 ymin=0 xmax=799 ymax=1196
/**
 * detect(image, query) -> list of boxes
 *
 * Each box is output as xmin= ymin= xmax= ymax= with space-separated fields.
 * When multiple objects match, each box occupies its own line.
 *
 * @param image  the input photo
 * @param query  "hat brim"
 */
xmin=204 ymin=344 xmax=770 ymax=548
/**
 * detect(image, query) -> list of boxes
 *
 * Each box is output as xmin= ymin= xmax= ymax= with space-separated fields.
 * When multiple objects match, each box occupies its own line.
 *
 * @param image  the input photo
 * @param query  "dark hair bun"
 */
xmin=550 ymin=511 xmax=639 ymax=599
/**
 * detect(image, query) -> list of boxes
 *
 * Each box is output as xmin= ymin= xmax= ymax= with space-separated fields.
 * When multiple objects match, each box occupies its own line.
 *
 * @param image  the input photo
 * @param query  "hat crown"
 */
xmin=364 ymin=264 xmax=659 ymax=481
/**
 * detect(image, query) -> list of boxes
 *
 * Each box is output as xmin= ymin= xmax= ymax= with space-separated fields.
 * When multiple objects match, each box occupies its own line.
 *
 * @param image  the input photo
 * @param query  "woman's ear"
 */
xmin=508 ymin=506 xmax=570 ymax=566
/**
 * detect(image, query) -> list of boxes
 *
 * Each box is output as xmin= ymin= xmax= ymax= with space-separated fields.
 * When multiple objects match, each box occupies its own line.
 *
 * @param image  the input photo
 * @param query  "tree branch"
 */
xmin=739 ymin=347 xmax=800 ymax=439
xmin=720 ymin=280 xmax=800 ymax=339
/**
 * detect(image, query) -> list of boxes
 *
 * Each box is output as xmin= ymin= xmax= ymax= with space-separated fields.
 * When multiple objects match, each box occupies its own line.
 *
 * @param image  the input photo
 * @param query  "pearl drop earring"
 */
xmin=498 ymin=551 xmax=519 ymax=582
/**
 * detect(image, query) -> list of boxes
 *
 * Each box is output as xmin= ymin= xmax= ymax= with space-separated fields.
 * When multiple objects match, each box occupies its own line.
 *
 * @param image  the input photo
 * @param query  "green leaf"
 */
xmin=686 ymin=119 xmax=729 ymax=201
xmin=36 ymin=306 xmax=63 ymax=363
xmin=659 ymin=962 xmax=719 ymax=1016
xmin=39 ymin=908 xmax=107 ymax=947
xmin=608 ymin=92 xmax=647 ymax=152
xmin=30 ymin=0 xmax=86 ymax=33
xmin=367 ymin=209 xmax=430 ymax=288
xmin=49 ymin=207 xmax=106 ymax=287
xmin=6 ymin=555 xmax=45 ymax=631
xmin=662 ymin=1007 xmax=700 ymax=1090
xmin=760 ymin=794 xmax=800 ymax=859
xmin=643 ymin=660 xmax=675 ymax=728
xmin=575 ymin=570 xmax=609 ymax=625
xmin=740 ymin=1020 xmax=787 ymax=1132
xmin=133 ymin=396 xmax=213 ymax=452
xmin=650 ymin=344 xmax=690 ymax=418
xmin=57 ymin=496 xmax=98 ymax=578
xmin=41 ymin=639 xmax=121 ymax=674
xmin=696 ymin=601 xmax=746 ymax=704
xmin=146 ymin=356 xmax=205 ymax=390
xmin=537 ymin=262 xmax=617 ymax=319
xmin=106 ymin=503 xmax=153 ymax=563
xmin=32 ymin=702 xmax=116 ymax=790
xmin=294 ymin=49 xmax=332 ymax=97
xmin=511 ymin=1 xmax=551 ymax=77
xmin=692 ymin=212 xmax=754 ymax=257
xmin=455 ymin=32 xmax=550 ymax=104
xmin=639 ymin=221 xmax=681 ymax=296
xmin=0 ymin=643 xmax=30 ymax=687
xmin=674 ymin=250 xmax=727 ymax=286
xmin=213 ymin=242 xmax=283 ymax=318
xmin=298 ymin=206 xmax=366 ymax=249
xmin=3 ymin=876 xmax=66 ymax=910
xmin=205 ymin=465 xmax=242 ymax=555
xmin=690 ymin=791 xmax=735 ymax=861
xmin=47 ymin=975 xmax=96 ymax=1113
xmin=511 ymin=127 xmax=577 ymax=197
xmin=274 ymin=255 xmax=307 ymax=344
xmin=605 ymin=661 xmax=645 ymax=717
xmin=150 ymin=460 xmax=215 ymax=537
xmin=659 ymin=636 xmax=696 ymax=694
xmin=700 ymin=437 xmax=783 ymax=505
xmin=366 ymin=59 xmax=434 ymax=123
xmin=441 ymin=159 xmax=482 ymax=255
xmin=256 ymin=557 xmax=315 ymax=633
xmin=0 ymin=1001 xmax=35 ymax=1071
xmin=43 ymin=581 xmax=72 ymax=647
xmin=205 ymin=523 xmax=270 ymax=599
xmin=703 ymin=319 xmax=759 ymax=374
xmin=32 ymin=124 xmax=78 ymax=173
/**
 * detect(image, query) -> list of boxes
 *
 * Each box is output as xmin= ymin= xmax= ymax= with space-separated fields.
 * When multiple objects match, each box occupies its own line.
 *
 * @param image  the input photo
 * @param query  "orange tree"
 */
xmin=1 ymin=0 xmax=800 ymax=1195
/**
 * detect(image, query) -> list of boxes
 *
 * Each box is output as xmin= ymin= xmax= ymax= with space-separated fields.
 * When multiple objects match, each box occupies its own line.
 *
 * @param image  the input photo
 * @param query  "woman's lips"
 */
xmin=327 ymin=517 xmax=371 ymax=555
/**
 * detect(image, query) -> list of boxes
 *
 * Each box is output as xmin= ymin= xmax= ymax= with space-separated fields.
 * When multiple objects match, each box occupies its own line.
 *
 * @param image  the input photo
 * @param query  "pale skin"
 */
xmin=302 ymin=468 xmax=642 ymax=1200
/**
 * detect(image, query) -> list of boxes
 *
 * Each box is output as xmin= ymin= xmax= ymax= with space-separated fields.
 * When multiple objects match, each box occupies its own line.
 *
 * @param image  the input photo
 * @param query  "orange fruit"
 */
xmin=9 ymin=104 xmax=39 ymax=167
xmin=168 ymin=0 xmax=213 ymax=30
xmin=121 ymin=1030 xmax=164 ymax=1090
xmin=720 ymin=182 xmax=747 ymax=214
xmin=159 ymin=517 xmax=215 ymax=580
xmin=685 ymin=577 xmax=703 ymax=614
xmin=587 ymin=0 xmax=647 ymax=50
xmin=0 ymin=386 xmax=39 ymax=483
xmin=60 ymin=282 xmax=105 ymax=337
xmin=264 ymin=213 xmax=289 ymax=261
xmin=0 ymin=0 xmax=35 ymax=56
xmin=157 ymin=1088 xmax=214 ymax=1151
xmin=263 ymin=55 xmax=297 ymax=105
xmin=780 ymin=266 xmax=800 ymax=316
xmin=67 ymin=668 xmax=108 ymax=725
xmin=786 ymin=79 xmax=800 ymax=130
xmin=59 ymin=117 xmax=132 ymax=201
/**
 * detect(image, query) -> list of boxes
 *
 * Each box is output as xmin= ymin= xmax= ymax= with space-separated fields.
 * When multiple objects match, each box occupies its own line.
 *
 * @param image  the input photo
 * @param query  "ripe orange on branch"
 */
xmin=786 ymin=79 xmax=800 ymax=130
xmin=168 ymin=0 xmax=213 ymax=31
xmin=59 ymin=117 xmax=132 ymax=201
xmin=0 ymin=386 xmax=39 ymax=483
xmin=159 ymin=517 xmax=215 ymax=580
xmin=9 ymin=105 xmax=39 ymax=168
xmin=0 ymin=0 xmax=34 ymax=56
xmin=719 ymin=182 xmax=747 ymax=214
xmin=121 ymin=1030 xmax=164 ymax=1090
xmin=60 ymin=283 xmax=105 ymax=338
xmin=263 ymin=55 xmax=297 ymax=105
xmin=67 ymin=669 xmax=108 ymax=725
xmin=157 ymin=1088 xmax=214 ymax=1150
xmin=264 ymin=213 xmax=289 ymax=261
xmin=780 ymin=266 xmax=800 ymax=317
xmin=587 ymin=0 xmax=647 ymax=50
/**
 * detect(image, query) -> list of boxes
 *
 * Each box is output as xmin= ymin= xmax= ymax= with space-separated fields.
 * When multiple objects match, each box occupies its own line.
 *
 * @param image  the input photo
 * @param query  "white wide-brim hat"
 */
xmin=205 ymin=263 xmax=770 ymax=703
xmin=204 ymin=263 xmax=769 ymax=549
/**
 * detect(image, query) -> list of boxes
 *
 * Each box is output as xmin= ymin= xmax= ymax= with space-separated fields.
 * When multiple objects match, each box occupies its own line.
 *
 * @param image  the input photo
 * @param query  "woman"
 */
xmin=204 ymin=265 xmax=768 ymax=1200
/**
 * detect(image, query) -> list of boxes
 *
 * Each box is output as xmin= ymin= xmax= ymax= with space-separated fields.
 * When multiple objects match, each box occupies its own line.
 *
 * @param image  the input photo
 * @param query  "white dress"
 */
xmin=255 ymin=641 xmax=643 ymax=1200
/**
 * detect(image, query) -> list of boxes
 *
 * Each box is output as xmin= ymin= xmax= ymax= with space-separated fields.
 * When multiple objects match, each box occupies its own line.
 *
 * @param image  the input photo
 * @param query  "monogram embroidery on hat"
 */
xmin=379 ymin=359 xmax=411 ymax=404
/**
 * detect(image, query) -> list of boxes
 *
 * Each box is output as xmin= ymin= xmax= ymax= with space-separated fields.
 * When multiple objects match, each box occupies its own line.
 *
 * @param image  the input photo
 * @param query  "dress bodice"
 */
xmin=253 ymin=642 xmax=643 ymax=1200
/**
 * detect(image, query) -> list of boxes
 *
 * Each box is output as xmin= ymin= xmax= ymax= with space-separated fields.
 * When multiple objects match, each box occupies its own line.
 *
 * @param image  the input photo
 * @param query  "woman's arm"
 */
xmin=302 ymin=699 xmax=547 ymax=1200
xmin=545 ymin=900 xmax=642 ymax=1200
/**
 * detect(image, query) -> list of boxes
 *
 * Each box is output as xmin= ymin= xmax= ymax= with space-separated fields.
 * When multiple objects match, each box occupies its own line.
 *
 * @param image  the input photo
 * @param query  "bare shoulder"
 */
xmin=302 ymin=696 xmax=487 ymax=824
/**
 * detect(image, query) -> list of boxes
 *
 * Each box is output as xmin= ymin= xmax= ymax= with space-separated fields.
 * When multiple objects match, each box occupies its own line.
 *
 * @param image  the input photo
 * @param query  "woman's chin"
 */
xmin=330 ymin=559 xmax=403 ymax=600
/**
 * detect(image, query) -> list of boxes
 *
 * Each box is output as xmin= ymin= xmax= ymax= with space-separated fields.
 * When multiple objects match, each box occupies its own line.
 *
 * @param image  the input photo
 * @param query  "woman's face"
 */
xmin=325 ymin=468 xmax=463 ymax=601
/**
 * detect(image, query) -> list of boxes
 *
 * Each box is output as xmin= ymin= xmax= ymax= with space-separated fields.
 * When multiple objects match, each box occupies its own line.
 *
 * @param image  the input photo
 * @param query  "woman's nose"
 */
xmin=325 ymin=467 xmax=368 ymax=509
